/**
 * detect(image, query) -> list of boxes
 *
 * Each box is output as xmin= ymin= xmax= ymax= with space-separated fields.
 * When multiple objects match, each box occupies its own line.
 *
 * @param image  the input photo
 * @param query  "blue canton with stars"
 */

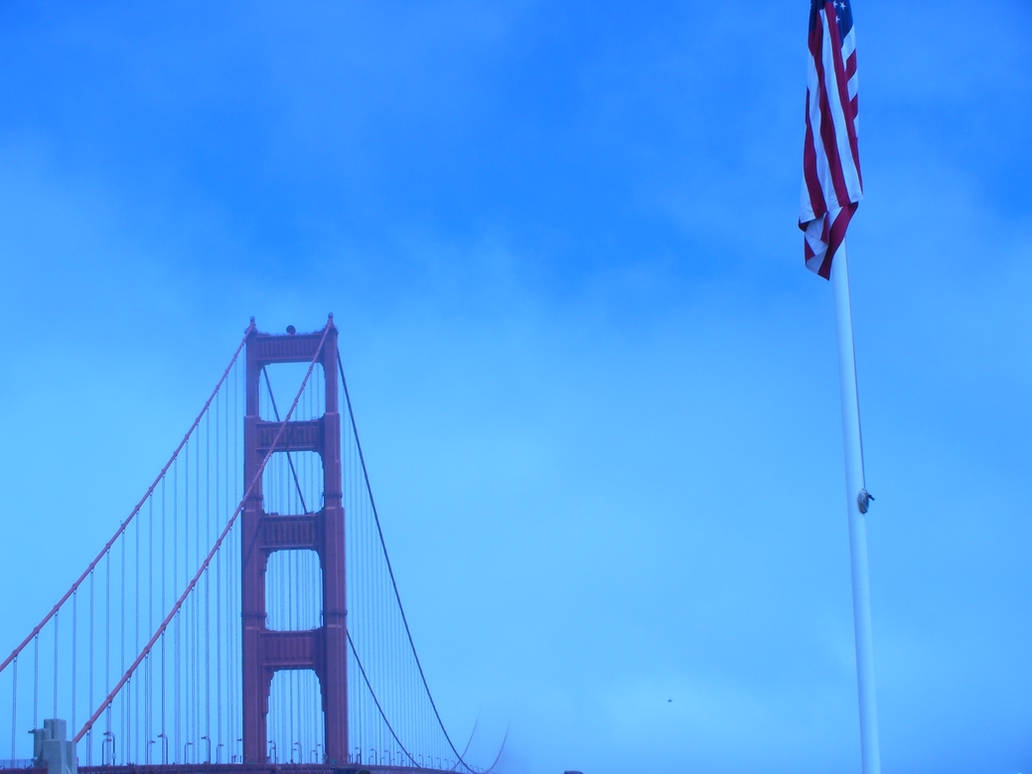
xmin=811 ymin=0 xmax=854 ymax=39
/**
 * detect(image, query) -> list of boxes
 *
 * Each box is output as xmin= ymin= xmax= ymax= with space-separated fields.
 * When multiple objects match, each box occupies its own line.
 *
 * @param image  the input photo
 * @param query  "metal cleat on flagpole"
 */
xmin=857 ymin=489 xmax=874 ymax=514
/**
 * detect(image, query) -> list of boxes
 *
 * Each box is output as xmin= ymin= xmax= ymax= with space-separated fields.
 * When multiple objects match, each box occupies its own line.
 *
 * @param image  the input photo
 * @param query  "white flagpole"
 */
xmin=830 ymin=238 xmax=882 ymax=774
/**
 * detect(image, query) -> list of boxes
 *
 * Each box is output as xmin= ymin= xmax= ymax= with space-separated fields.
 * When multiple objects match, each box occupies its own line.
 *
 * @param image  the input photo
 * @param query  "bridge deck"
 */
xmin=0 ymin=765 xmax=465 ymax=774
xmin=75 ymin=766 xmax=459 ymax=774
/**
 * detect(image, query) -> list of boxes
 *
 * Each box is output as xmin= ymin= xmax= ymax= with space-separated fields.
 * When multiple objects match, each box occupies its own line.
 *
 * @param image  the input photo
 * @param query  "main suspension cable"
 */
xmin=337 ymin=349 xmax=505 ymax=774
xmin=74 ymin=322 xmax=329 ymax=744
xmin=0 ymin=324 xmax=253 ymax=675
xmin=346 ymin=631 xmax=417 ymax=768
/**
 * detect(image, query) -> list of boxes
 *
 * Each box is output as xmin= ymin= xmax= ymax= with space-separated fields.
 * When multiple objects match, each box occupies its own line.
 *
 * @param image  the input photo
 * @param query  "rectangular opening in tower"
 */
xmin=258 ymin=362 xmax=326 ymax=423
xmin=266 ymin=668 xmax=325 ymax=764
xmin=265 ymin=549 xmax=323 ymax=631
xmin=261 ymin=451 xmax=324 ymax=515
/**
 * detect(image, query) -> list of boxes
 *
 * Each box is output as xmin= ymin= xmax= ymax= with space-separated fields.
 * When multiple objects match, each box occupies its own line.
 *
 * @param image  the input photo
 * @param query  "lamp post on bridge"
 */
xmin=216 ymin=742 xmax=224 ymax=763
xmin=102 ymin=731 xmax=115 ymax=766
xmin=200 ymin=736 xmax=211 ymax=763
xmin=156 ymin=732 xmax=168 ymax=764
xmin=184 ymin=740 xmax=193 ymax=764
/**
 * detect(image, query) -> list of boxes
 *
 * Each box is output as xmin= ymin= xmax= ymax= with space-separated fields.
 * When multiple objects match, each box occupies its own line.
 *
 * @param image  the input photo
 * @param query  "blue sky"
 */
xmin=1 ymin=2 xmax=1030 ymax=773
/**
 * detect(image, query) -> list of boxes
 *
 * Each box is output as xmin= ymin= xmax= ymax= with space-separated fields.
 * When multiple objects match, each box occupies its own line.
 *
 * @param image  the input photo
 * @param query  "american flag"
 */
xmin=800 ymin=0 xmax=862 ymax=279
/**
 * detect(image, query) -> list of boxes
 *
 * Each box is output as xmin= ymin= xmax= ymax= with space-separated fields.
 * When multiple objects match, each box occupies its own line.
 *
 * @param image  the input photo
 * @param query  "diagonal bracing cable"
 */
xmin=73 ymin=322 xmax=330 ymax=744
xmin=261 ymin=367 xmax=309 ymax=513
xmin=0 ymin=324 xmax=253 ymax=676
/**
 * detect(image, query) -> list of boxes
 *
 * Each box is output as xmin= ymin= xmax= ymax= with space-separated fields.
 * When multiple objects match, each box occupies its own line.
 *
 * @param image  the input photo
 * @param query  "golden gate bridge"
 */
xmin=0 ymin=317 xmax=504 ymax=774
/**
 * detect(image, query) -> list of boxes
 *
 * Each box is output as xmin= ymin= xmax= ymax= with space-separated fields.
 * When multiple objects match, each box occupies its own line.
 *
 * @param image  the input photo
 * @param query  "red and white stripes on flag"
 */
xmin=800 ymin=0 xmax=862 ymax=279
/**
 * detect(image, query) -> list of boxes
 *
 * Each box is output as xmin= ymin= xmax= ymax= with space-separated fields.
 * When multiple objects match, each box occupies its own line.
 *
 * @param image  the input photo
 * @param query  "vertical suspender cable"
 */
xmin=89 ymin=570 xmax=94 ymax=765
xmin=216 ymin=382 xmax=223 ymax=756
xmin=237 ymin=357 xmax=243 ymax=757
xmin=120 ymin=532 xmax=126 ymax=718
xmin=359 ymin=447 xmax=366 ymax=752
xmin=135 ymin=501 xmax=140 ymax=676
xmin=393 ymin=596 xmax=398 ymax=760
xmin=105 ymin=552 xmax=110 ymax=736
xmin=11 ymin=657 xmax=16 ymax=763
xmin=185 ymin=439 xmax=191 ymax=755
xmin=72 ymin=591 xmax=77 ymax=740
xmin=161 ymin=477 xmax=166 ymax=745
xmin=135 ymin=500 xmax=140 ymax=762
xmin=300 ymin=379 xmax=306 ymax=759
xmin=313 ymin=393 xmax=320 ymax=753
xmin=218 ymin=382 xmax=224 ymax=755
xmin=353 ymin=441 xmax=361 ymax=756
xmin=125 ymin=675 xmax=131 ymax=763
xmin=230 ymin=361 xmax=238 ymax=758
xmin=120 ymin=530 xmax=126 ymax=758
xmin=53 ymin=610 xmax=59 ymax=719
xmin=206 ymin=410 xmax=212 ymax=748
xmin=143 ymin=654 xmax=149 ymax=764
xmin=32 ymin=635 xmax=38 ymax=730
xmin=185 ymin=438 xmax=191 ymax=754
xmin=234 ymin=360 xmax=239 ymax=751
xmin=232 ymin=371 xmax=237 ymax=750
xmin=289 ymin=548 xmax=295 ymax=757
xmin=366 ymin=458 xmax=372 ymax=759
xmin=147 ymin=497 xmax=153 ymax=764
xmin=352 ymin=441 xmax=358 ymax=753
xmin=174 ymin=455 xmax=180 ymax=761
xmin=195 ymin=426 xmax=201 ymax=753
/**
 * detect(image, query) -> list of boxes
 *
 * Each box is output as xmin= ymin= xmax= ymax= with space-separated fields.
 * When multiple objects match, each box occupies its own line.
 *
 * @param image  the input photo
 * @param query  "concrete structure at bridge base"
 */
xmin=30 ymin=719 xmax=77 ymax=774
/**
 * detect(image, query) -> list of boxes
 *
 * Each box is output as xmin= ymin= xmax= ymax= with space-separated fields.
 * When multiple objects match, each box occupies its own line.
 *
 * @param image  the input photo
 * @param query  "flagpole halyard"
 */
xmin=830 ymin=239 xmax=881 ymax=774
